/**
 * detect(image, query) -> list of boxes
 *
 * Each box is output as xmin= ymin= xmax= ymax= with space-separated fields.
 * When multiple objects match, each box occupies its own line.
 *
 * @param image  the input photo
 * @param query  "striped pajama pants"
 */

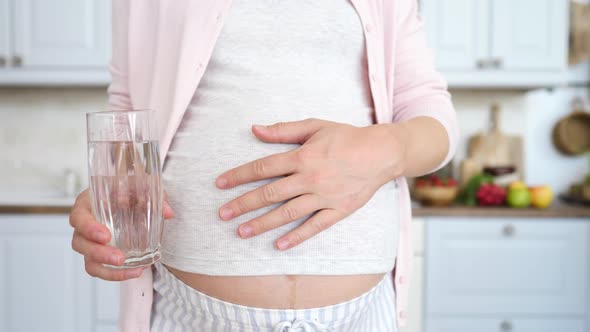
xmin=150 ymin=263 xmax=398 ymax=332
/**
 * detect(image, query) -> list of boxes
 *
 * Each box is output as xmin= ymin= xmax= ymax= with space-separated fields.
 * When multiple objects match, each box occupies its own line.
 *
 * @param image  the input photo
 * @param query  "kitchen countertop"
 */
xmin=3 ymin=202 xmax=589 ymax=218
xmin=0 ymin=205 xmax=72 ymax=214
xmin=0 ymin=191 xmax=75 ymax=214
xmin=413 ymin=203 xmax=590 ymax=218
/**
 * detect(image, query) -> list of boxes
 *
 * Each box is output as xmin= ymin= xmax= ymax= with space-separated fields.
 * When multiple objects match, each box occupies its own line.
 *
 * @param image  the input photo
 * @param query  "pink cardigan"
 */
xmin=109 ymin=0 xmax=458 ymax=330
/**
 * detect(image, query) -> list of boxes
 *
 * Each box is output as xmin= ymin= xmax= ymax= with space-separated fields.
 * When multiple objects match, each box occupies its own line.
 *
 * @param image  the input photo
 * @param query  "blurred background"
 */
xmin=0 ymin=0 xmax=589 ymax=332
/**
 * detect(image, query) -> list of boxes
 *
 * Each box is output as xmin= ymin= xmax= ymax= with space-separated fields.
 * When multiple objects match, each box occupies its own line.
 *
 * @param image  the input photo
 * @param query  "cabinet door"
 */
xmin=426 ymin=317 xmax=586 ymax=332
xmin=12 ymin=0 xmax=110 ymax=68
xmin=0 ymin=0 xmax=9 ymax=66
xmin=0 ymin=215 xmax=93 ymax=332
xmin=426 ymin=219 xmax=589 ymax=316
xmin=421 ymin=0 xmax=488 ymax=70
xmin=96 ymin=325 xmax=119 ymax=332
xmin=95 ymin=278 xmax=120 ymax=325
xmin=491 ymin=0 xmax=568 ymax=70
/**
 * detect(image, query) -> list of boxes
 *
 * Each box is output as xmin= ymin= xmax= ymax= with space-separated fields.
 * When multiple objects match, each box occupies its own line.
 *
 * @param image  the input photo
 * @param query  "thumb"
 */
xmin=252 ymin=118 xmax=325 ymax=144
xmin=163 ymin=191 xmax=175 ymax=219
xmin=163 ymin=200 xmax=175 ymax=219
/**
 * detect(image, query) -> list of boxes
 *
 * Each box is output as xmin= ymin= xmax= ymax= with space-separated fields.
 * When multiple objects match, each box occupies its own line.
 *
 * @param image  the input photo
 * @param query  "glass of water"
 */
xmin=86 ymin=110 xmax=163 ymax=269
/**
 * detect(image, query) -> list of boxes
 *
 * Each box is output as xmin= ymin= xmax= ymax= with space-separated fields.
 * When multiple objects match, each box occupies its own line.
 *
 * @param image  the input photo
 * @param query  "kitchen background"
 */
xmin=2 ymin=87 xmax=590 ymax=196
xmin=1 ymin=1 xmax=590 ymax=332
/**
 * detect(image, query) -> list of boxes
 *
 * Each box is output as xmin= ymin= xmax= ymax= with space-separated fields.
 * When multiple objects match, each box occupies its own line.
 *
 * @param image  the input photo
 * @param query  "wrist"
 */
xmin=367 ymin=123 xmax=409 ymax=182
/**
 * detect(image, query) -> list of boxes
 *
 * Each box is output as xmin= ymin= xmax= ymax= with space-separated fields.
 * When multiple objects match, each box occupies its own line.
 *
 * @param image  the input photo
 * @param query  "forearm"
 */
xmin=376 ymin=116 xmax=450 ymax=179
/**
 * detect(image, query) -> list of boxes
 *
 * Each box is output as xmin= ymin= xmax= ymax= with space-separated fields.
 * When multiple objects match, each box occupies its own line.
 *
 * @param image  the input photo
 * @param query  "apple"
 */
xmin=508 ymin=180 xmax=526 ymax=191
xmin=529 ymin=186 xmax=553 ymax=209
xmin=506 ymin=188 xmax=531 ymax=208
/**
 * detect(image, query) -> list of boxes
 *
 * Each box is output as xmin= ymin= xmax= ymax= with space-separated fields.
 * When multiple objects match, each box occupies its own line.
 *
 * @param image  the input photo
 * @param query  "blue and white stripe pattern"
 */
xmin=150 ymin=263 xmax=397 ymax=331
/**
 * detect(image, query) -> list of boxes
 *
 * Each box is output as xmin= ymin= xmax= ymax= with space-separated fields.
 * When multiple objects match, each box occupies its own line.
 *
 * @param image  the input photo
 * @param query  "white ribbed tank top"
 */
xmin=161 ymin=0 xmax=399 ymax=276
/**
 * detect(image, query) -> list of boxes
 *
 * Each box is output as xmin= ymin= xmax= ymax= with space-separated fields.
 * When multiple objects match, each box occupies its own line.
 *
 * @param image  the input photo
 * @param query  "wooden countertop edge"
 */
xmin=413 ymin=205 xmax=590 ymax=218
xmin=0 ymin=206 xmax=72 ymax=214
xmin=1 ymin=204 xmax=588 ymax=218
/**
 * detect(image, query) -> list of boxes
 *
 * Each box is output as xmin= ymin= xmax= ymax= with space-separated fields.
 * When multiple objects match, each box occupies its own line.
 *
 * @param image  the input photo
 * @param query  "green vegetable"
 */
xmin=457 ymin=173 xmax=494 ymax=206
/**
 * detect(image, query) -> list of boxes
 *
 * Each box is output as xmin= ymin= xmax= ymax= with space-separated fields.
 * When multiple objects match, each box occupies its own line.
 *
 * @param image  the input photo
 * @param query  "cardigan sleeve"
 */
xmin=107 ymin=0 xmax=132 ymax=111
xmin=109 ymin=3 xmax=156 ymax=332
xmin=391 ymin=0 xmax=459 ymax=171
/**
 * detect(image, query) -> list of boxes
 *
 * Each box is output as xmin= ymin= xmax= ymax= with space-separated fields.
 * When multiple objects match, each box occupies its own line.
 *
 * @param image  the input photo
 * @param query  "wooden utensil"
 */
xmin=569 ymin=1 xmax=590 ymax=65
xmin=461 ymin=104 xmax=525 ymax=183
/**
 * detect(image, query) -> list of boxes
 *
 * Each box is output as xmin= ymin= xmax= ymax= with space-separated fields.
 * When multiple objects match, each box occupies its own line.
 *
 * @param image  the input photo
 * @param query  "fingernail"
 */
xmin=239 ymin=225 xmax=253 ymax=238
xmin=93 ymin=232 xmax=108 ymax=243
xmin=216 ymin=177 xmax=228 ymax=188
xmin=109 ymin=254 xmax=123 ymax=266
xmin=220 ymin=207 xmax=233 ymax=220
xmin=277 ymin=238 xmax=290 ymax=250
xmin=253 ymin=124 xmax=266 ymax=131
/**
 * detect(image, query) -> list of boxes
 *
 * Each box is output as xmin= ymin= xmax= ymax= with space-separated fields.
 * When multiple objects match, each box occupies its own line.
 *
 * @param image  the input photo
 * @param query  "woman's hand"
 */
xmin=69 ymin=189 xmax=175 ymax=281
xmin=216 ymin=118 xmax=407 ymax=250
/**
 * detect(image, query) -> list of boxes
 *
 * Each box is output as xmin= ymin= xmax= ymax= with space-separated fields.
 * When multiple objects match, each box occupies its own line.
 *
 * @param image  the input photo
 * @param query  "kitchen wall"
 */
xmin=0 ymin=87 xmax=106 ymax=196
xmin=452 ymin=88 xmax=590 ymax=193
xmin=524 ymin=87 xmax=589 ymax=191
xmin=0 ymin=87 xmax=588 ymax=196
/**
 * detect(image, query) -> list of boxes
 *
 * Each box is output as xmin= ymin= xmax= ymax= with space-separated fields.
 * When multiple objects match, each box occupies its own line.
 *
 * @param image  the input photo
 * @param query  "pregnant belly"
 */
xmin=162 ymin=133 xmax=389 ymax=307
xmin=160 ymin=108 xmax=395 ymax=308
xmin=166 ymin=265 xmax=387 ymax=308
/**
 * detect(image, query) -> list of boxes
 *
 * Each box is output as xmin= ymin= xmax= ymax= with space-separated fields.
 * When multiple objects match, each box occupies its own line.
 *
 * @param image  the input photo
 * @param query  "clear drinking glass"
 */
xmin=86 ymin=110 xmax=163 ymax=269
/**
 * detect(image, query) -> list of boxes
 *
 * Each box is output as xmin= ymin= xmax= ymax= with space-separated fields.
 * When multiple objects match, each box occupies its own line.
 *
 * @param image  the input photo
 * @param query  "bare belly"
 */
xmin=165 ymin=264 xmax=386 ymax=309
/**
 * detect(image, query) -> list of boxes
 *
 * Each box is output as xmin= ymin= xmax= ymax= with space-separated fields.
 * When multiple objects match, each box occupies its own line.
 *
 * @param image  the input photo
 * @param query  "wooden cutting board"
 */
xmin=461 ymin=104 xmax=525 ymax=184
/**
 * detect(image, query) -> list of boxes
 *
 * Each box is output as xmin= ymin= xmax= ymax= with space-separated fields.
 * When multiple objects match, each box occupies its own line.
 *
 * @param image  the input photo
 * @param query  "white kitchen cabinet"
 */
xmin=491 ymin=0 xmax=567 ymax=71
xmin=0 ymin=0 xmax=9 ymax=68
xmin=0 ymin=215 xmax=119 ymax=332
xmin=95 ymin=277 xmax=120 ymax=325
xmin=13 ymin=0 xmax=110 ymax=68
xmin=0 ymin=215 xmax=92 ymax=332
xmin=421 ymin=0 xmax=571 ymax=87
xmin=424 ymin=218 xmax=590 ymax=332
xmin=427 ymin=219 xmax=588 ymax=315
xmin=421 ymin=0 xmax=488 ymax=71
xmin=0 ymin=0 xmax=110 ymax=85
xmin=96 ymin=325 xmax=119 ymax=332
xmin=427 ymin=317 xmax=586 ymax=332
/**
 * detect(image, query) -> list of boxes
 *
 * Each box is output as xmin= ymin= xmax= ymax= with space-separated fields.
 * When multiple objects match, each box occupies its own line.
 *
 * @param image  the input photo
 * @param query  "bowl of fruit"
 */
xmin=560 ymin=173 xmax=590 ymax=206
xmin=414 ymin=174 xmax=459 ymax=207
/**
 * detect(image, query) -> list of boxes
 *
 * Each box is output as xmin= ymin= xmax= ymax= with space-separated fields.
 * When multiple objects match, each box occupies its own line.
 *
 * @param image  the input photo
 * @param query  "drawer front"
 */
xmin=95 ymin=278 xmax=120 ymax=323
xmin=96 ymin=325 xmax=118 ymax=332
xmin=426 ymin=317 xmax=586 ymax=332
xmin=426 ymin=219 xmax=589 ymax=315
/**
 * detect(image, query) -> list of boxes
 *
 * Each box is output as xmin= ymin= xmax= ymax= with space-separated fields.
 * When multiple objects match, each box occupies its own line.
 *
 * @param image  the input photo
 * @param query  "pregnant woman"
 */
xmin=70 ymin=0 xmax=458 ymax=331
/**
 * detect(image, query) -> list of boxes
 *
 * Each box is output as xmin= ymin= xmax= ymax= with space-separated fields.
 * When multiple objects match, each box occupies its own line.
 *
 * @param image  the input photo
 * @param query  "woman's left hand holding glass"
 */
xmin=215 ymin=118 xmax=407 ymax=250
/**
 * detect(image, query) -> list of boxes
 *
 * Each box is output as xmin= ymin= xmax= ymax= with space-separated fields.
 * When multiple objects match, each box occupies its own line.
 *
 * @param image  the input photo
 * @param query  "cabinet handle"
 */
xmin=502 ymin=224 xmax=515 ymax=237
xmin=500 ymin=320 xmax=513 ymax=331
xmin=491 ymin=57 xmax=503 ymax=68
xmin=0 ymin=56 xmax=6 ymax=67
xmin=476 ymin=59 xmax=493 ymax=69
xmin=12 ymin=55 xmax=23 ymax=67
xmin=477 ymin=58 xmax=503 ymax=69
